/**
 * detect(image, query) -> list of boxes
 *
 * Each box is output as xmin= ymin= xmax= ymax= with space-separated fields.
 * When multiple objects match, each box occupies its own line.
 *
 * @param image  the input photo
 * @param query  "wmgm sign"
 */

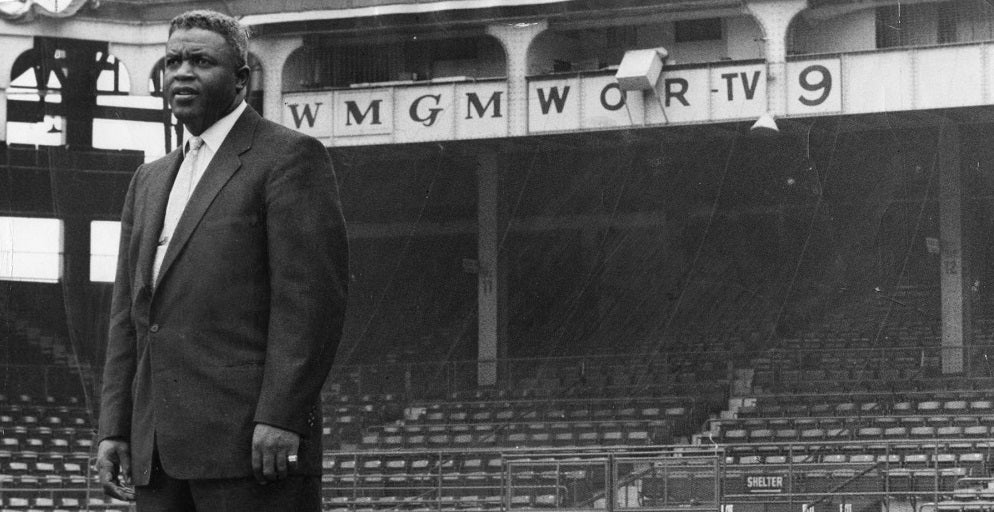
xmin=281 ymin=58 xmax=844 ymax=146
xmin=282 ymin=80 xmax=509 ymax=146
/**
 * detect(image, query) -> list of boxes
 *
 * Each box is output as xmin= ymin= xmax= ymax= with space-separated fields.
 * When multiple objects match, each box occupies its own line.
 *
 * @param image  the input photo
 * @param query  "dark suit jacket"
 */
xmin=98 ymin=105 xmax=348 ymax=485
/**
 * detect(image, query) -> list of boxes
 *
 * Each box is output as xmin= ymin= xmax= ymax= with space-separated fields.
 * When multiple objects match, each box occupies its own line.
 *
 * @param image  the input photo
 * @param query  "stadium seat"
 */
xmin=893 ymin=402 xmax=914 ymax=416
xmin=748 ymin=428 xmax=773 ymax=442
xmin=626 ymin=430 xmax=650 ymax=444
xmin=943 ymin=400 xmax=968 ymax=413
xmin=957 ymin=452 xmax=985 ymax=473
xmin=884 ymin=426 xmax=909 ymax=439
xmin=875 ymin=415 xmax=899 ymax=427
xmin=553 ymin=431 xmax=575 ymax=446
xmin=577 ymin=430 xmax=598 ymax=446
xmin=969 ymin=400 xmax=993 ymax=413
xmin=856 ymin=427 xmax=883 ymax=439
xmin=934 ymin=452 xmax=957 ymax=467
xmin=774 ymin=428 xmax=798 ymax=442
xmin=57 ymin=496 xmax=81 ymax=508
xmin=802 ymin=428 xmax=832 ymax=444
xmin=601 ymin=429 xmax=623 ymax=444
xmin=835 ymin=402 xmax=857 ymax=415
xmin=470 ymin=411 xmax=492 ymax=422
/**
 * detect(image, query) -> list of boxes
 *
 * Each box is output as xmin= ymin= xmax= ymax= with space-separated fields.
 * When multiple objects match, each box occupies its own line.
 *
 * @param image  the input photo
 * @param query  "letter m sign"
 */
xmin=334 ymin=89 xmax=394 ymax=137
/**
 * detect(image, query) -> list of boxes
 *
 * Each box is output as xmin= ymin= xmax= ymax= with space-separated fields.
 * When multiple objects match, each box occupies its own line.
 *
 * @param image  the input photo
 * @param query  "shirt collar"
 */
xmin=197 ymin=101 xmax=247 ymax=154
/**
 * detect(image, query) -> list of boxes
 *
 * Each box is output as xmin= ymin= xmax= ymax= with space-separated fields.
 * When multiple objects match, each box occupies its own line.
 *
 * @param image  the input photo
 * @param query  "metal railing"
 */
xmin=318 ymin=439 xmax=991 ymax=511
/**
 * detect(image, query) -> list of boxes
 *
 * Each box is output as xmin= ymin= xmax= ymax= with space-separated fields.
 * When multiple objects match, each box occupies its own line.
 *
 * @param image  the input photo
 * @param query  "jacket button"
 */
xmin=150 ymin=324 xmax=160 ymax=333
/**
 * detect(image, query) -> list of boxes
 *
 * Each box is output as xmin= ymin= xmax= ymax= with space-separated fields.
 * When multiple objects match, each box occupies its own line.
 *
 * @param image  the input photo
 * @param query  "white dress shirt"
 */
xmin=152 ymin=101 xmax=248 ymax=285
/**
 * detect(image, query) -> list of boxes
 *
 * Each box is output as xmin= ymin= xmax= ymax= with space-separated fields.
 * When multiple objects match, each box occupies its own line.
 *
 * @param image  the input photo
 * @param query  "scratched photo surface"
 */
xmin=2 ymin=0 xmax=993 ymax=509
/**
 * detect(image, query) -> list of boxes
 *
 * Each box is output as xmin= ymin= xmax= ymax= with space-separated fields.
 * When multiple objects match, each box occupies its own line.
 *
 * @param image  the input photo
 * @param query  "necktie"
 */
xmin=153 ymin=136 xmax=204 ymax=285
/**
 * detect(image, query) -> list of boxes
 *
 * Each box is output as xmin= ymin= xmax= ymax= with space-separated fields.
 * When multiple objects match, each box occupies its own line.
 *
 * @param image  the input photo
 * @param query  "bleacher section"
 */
xmin=711 ymin=392 xmax=993 ymax=495
xmin=704 ymin=284 xmax=994 ymax=508
xmin=2 ymin=279 xmax=993 ymax=511
xmin=0 ymin=393 xmax=130 ymax=512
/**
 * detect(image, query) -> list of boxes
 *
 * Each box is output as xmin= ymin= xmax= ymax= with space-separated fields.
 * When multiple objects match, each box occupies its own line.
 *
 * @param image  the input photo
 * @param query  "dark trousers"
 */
xmin=136 ymin=451 xmax=321 ymax=512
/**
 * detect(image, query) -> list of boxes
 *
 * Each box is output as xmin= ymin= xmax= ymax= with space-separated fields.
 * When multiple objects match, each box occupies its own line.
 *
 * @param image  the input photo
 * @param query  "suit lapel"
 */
xmin=138 ymin=150 xmax=183 ymax=288
xmin=153 ymin=108 xmax=259 ymax=290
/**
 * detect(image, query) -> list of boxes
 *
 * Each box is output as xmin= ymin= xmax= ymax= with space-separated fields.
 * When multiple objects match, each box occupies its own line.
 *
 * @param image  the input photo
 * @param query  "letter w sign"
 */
xmin=282 ymin=92 xmax=332 ymax=140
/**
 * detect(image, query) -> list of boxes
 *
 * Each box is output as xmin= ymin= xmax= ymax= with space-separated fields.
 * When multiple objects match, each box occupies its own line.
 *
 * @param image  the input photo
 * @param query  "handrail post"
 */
xmin=607 ymin=454 xmax=615 ymax=512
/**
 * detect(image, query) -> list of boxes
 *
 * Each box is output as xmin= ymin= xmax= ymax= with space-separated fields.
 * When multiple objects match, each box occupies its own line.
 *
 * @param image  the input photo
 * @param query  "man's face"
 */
xmin=164 ymin=27 xmax=248 ymax=135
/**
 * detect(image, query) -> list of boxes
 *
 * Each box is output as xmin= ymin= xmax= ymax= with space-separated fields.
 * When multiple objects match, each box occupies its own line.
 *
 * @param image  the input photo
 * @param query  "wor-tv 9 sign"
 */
xmin=281 ymin=58 xmax=841 ymax=146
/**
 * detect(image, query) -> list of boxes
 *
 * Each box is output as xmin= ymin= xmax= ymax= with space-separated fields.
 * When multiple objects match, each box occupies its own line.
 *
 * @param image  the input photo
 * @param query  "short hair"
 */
xmin=169 ymin=10 xmax=250 ymax=68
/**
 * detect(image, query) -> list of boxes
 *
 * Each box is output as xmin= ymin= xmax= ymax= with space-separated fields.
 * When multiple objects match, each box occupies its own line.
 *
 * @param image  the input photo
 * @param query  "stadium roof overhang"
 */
xmin=55 ymin=0 xmax=746 ymax=30
xmin=6 ymin=0 xmax=947 ymax=29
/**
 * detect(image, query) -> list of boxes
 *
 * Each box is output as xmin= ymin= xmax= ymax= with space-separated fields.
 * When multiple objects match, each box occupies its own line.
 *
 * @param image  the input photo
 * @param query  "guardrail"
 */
xmin=320 ymin=439 xmax=991 ymax=511
xmin=1 ymin=439 xmax=990 ymax=511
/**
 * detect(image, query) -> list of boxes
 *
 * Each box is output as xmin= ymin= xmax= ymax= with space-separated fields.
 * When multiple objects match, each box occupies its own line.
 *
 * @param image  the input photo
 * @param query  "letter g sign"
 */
xmin=410 ymin=94 xmax=444 ymax=127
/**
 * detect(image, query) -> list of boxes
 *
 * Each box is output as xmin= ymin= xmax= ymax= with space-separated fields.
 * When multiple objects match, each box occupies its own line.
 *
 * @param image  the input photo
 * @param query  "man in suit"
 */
xmin=95 ymin=10 xmax=348 ymax=511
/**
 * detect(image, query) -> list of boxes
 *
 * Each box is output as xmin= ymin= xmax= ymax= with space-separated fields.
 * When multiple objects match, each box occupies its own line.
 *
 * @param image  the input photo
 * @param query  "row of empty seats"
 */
xmin=729 ymin=452 xmax=987 ymax=468
xmin=0 ymin=491 xmax=130 ymax=511
xmin=739 ymin=396 xmax=993 ymax=417
xmin=360 ymin=422 xmax=666 ymax=448
xmin=719 ymin=424 xmax=994 ymax=445
xmin=411 ymin=401 xmax=689 ymax=423
xmin=937 ymin=477 xmax=994 ymax=511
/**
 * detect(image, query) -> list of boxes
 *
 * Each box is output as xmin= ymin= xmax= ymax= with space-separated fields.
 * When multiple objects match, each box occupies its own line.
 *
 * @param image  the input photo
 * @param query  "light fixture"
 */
xmin=615 ymin=47 xmax=668 ymax=91
xmin=750 ymin=112 xmax=779 ymax=135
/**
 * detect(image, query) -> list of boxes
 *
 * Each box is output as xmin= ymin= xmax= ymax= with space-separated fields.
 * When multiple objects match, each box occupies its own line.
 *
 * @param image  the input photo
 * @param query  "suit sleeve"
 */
xmin=98 ymin=167 xmax=141 ymax=442
xmin=254 ymin=135 xmax=349 ymax=435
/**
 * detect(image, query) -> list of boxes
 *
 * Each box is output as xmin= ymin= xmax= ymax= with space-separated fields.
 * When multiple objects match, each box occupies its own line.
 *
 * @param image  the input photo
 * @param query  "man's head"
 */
xmin=165 ymin=10 xmax=250 ymax=135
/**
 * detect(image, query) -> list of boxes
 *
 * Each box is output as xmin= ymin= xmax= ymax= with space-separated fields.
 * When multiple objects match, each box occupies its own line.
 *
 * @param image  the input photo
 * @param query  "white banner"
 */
xmin=281 ymin=58 xmax=854 ymax=145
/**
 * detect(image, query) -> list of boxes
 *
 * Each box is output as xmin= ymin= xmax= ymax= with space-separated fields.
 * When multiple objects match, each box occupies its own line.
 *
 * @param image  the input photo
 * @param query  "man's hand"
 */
xmin=252 ymin=423 xmax=300 ymax=484
xmin=96 ymin=439 xmax=136 ymax=501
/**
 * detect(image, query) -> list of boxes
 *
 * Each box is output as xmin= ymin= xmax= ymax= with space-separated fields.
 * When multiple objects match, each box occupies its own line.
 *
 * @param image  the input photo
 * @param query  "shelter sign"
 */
xmin=744 ymin=474 xmax=785 ymax=494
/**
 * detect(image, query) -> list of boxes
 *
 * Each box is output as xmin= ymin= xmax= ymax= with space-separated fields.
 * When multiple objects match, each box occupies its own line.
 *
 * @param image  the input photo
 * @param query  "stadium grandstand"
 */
xmin=2 ymin=0 xmax=994 ymax=510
